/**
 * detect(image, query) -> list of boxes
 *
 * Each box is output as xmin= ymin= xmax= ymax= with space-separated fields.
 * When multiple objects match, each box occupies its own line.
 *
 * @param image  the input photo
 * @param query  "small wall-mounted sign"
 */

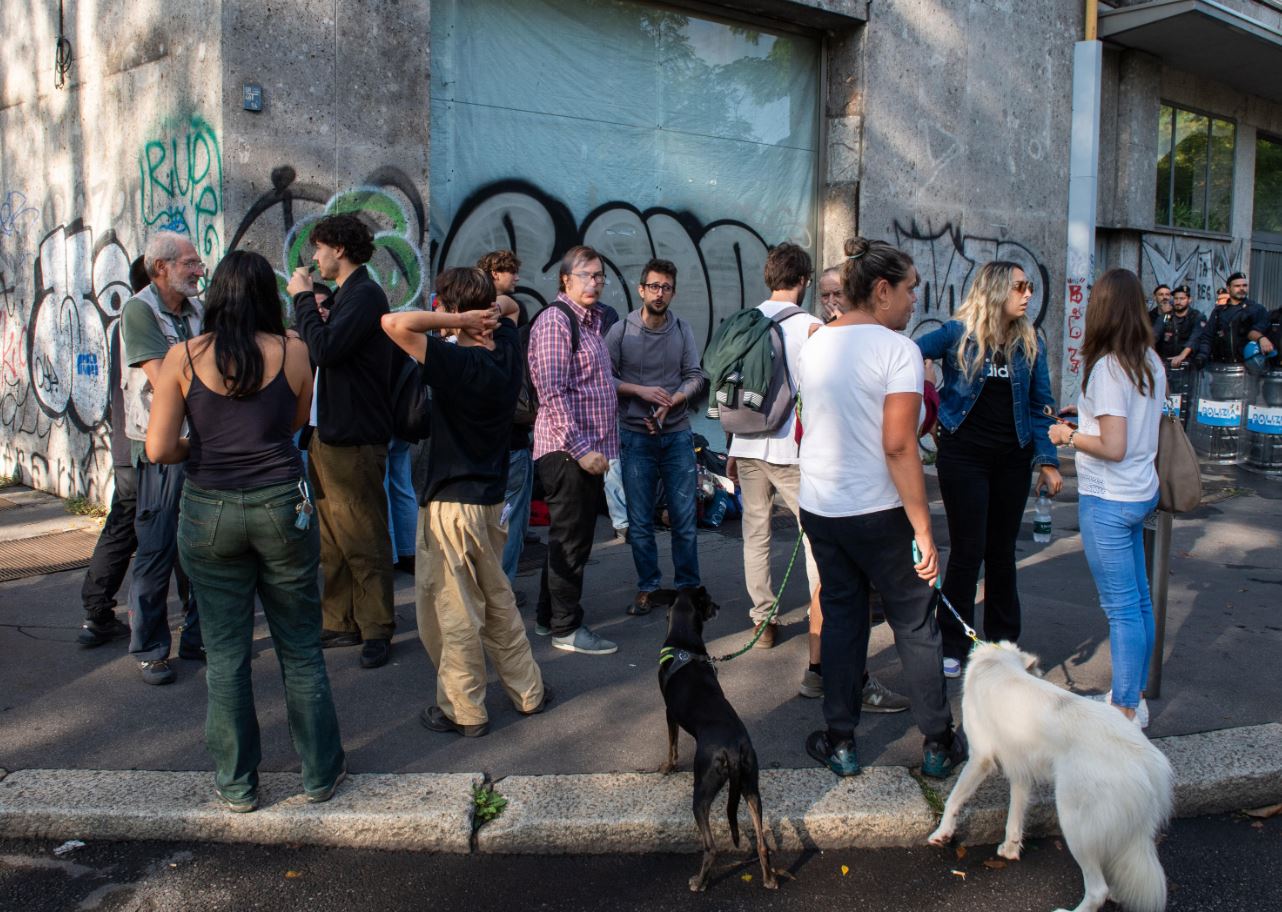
xmin=243 ymin=83 xmax=263 ymax=112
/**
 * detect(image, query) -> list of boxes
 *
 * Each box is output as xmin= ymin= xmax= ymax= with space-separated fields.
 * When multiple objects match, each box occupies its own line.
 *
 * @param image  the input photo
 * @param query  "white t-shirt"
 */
xmin=1075 ymin=351 xmax=1166 ymax=502
xmin=727 ymin=300 xmax=823 ymax=465
xmin=798 ymin=323 xmax=925 ymax=517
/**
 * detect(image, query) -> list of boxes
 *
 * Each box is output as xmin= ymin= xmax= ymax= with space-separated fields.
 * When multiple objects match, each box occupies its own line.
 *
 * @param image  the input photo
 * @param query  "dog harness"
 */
xmin=658 ymin=645 xmax=716 ymax=695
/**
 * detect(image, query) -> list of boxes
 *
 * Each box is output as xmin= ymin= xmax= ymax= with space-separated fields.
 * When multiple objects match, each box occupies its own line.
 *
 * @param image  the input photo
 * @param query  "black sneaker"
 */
xmin=922 ymin=727 xmax=969 ymax=779
xmin=359 ymin=638 xmax=391 ymax=669
xmin=140 ymin=659 xmax=176 ymax=685
xmin=518 ymin=685 xmax=554 ymax=716
xmin=320 ymin=629 xmax=361 ymax=649
xmin=806 ymin=730 xmax=860 ymax=777
xmin=178 ymin=644 xmax=207 ymax=662
xmin=420 ymin=706 xmax=489 ymax=738
xmin=77 ymin=617 xmax=130 ymax=648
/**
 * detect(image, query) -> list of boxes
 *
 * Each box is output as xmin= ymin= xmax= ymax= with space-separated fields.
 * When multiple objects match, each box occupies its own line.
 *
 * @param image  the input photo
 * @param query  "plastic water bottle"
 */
xmin=1033 ymin=491 xmax=1052 ymax=544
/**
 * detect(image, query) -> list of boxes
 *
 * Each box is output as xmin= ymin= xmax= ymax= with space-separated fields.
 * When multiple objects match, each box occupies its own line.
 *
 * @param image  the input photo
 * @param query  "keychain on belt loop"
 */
xmin=295 ymin=478 xmax=315 ymax=530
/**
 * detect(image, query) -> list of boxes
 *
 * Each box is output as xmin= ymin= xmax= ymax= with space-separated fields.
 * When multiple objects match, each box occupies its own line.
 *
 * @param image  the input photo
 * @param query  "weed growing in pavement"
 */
xmin=0 ymin=468 xmax=21 ymax=488
xmin=911 ymin=770 xmax=946 ymax=816
xmin=472 ymin=782 xmax=508 ymax=826
xmin=65 ymin=496 xmax=108 ymax=517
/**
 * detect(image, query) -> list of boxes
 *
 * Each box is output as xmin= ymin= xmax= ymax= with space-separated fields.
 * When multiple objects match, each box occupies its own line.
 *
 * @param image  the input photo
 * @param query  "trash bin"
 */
xmin=1245 ymin=367 xmax=1282 ymax=476
xmin=1164 ymin=362 xmax=1192 ymax=427
xmin=1190 ymin=363 xmax=1247 ymax=464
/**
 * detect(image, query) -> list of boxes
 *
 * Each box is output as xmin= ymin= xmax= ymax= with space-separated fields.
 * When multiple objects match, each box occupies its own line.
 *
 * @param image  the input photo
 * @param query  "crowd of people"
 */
xmin=73 ymin=214 xmax=1212 ymax=807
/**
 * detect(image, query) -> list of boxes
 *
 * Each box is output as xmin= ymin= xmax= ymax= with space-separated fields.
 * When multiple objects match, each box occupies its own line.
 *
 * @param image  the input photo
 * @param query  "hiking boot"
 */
xmin=420 ymin=706 xmax=489 ymax=738
xmin=359 ymin=638 xmax=391 ymax=669
xmin=77 ymin=617 xmax=130 ymax=648
xmin=922 ymin=728 xmax=968 ymax=779
xmin=942 ymin=657 xmax=962 ymax=679
xmin=552 ymin=626 xmax=618 ymax=655
xmin=519 ymin=685 xmax=555 ymax=716
xmin=216 ymin=788 xmax=258 ymax=813
xmin=320 ymin=629 xmax=361 ymax=648
xmin=752 ymin=621 xmax=777 ymax=649
xmin=806 ymin=730 xmax=860 ymax=777
xmin=799 ymin=668 xmax=823 ymax=699
xmin=862 ymin=675 xmax=910 ymax=713
xmin=139 ymin=659 xmax=176 ymax=685
xmin=306 ymin=765 xmax=348 ymax=803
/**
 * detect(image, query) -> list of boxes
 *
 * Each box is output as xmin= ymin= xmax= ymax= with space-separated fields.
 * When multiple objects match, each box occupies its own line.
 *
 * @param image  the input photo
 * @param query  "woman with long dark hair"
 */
xmin=1048 ymin=268 xmax=1165 ymax=727
xmin=916 ymin=262 xmax=1061 ymax=678
xmin=796 ymin=236 xmax=964 ymax=780
xmin=147 ymin=250 xmax=345 ymax=812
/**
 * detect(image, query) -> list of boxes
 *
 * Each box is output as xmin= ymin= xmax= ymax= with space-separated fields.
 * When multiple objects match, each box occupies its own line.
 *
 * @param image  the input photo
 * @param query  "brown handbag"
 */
xmin=1155 ymin=414 xmax=1202 ymax=513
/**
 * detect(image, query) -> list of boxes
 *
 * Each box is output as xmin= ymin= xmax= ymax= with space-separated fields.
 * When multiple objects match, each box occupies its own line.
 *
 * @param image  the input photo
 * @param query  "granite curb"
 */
xmin=1 ymin=724 xmax=1278 ymax=854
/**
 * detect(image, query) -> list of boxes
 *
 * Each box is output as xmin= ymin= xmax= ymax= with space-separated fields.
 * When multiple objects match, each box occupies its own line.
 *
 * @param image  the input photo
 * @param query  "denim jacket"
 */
xmin=916 ymin=320 xmax=1059 ymax=468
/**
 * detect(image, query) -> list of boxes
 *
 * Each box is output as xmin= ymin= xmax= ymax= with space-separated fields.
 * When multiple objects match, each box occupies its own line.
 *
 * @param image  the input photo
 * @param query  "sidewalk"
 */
xmin=1 ymin=459 xmax=1280 ymax=851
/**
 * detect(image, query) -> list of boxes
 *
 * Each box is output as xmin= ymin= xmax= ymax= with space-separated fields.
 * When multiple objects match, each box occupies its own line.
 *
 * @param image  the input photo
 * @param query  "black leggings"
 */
xmin=936 ymin=437 xmax=1034 ymax=663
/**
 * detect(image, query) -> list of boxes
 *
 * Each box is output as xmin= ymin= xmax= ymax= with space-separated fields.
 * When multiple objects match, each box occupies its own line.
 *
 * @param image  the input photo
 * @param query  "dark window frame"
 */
xmin=1155 ymin=101 xmax=1236 ymax=233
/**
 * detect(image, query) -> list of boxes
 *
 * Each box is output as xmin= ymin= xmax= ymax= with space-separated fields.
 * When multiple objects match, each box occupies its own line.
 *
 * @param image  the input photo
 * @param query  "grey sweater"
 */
xmin=605 ymin=309 xmax=707 ymax=435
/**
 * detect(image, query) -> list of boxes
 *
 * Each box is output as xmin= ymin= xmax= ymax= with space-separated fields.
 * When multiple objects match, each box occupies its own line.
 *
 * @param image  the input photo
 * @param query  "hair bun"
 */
xmin=844 ymin=237 xmax=870 ymax=259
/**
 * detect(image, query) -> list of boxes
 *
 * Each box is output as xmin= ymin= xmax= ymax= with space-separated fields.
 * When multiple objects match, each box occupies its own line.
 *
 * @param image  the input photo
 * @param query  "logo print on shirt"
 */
xmin=986 ymin=359 xmax=1010 ymax=379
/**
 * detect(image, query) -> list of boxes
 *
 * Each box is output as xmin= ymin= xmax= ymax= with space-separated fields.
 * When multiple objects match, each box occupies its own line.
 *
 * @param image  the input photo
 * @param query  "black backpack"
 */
xmin=390 ymin=349 xmax=432 ymax=442
xmin=514 ymin=300 xmax=579 ymax=426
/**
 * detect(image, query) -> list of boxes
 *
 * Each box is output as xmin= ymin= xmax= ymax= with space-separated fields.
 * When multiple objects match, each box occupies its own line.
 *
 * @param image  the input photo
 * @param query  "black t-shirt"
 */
xmin=420 ymin=319 xmax=522 ymax=505
xmin=508 ymin=298 xmax=533 ymax=452
xmin=949 ymin=350 xmax=1020 ymax=451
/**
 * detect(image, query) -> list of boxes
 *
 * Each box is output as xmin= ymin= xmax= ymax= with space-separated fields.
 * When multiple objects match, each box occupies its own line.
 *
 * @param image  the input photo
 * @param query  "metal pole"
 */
xmin=1146 ymin=510 xmax=1173 ymax=699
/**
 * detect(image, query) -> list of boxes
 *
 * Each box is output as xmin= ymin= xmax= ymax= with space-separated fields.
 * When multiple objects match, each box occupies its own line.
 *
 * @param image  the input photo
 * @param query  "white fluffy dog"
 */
xmin=927 ymin=641 xmax=1173 ymax=912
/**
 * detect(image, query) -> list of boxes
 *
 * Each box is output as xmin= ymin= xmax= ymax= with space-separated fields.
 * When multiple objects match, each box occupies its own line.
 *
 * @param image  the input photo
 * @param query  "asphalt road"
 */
xmin=1 ymin=813 xmax=1277 ymax=912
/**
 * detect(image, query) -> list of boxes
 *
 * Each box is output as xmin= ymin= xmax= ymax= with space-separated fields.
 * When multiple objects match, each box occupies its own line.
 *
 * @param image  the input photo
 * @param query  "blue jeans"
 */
xmin=605 ymin=458 xmax=629 ymax=531
xmin=179 ymin=480 xmax=345 ymax=802
xmin=501 ymin=447 xmax=534 ymax=584
xmin=385 ymin=436 xmax=417 ymax=562
xmin=129 ymin=459 xmax=200 ymax=661
xmin=1078 ymin=492 xmax=1160 ymax=710
xmin=620 ymin=428 xmax=700 ymax=592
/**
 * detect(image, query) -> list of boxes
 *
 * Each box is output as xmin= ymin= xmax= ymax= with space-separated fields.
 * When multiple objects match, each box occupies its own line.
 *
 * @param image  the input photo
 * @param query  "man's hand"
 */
xmin=578 ymin=451 xmax=608 ymax=476
xmin=455 ymin=306 xmax=500 ymax=338
xmin=1261 ymin=337 xmax=1276 ymax=355
xmin=645 ymin=392 xmax=684 ymax=435
xmin=1170 ymin=352 xmax=1186 ymax=368
xmin=287 ymin=267 xmax=314 ymax=297
xmin=634 ymin=386 xmax=673 ymax=407
xmin=913 ymin=532 xmax=939 ymax=588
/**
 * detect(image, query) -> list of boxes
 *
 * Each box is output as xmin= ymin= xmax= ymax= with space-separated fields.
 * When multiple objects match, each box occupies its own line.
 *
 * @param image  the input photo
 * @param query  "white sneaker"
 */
xmin=942 ymin=658 xmax=962 ymax=679
xmin=1092 ymin=691 xmax=1149 ymax=730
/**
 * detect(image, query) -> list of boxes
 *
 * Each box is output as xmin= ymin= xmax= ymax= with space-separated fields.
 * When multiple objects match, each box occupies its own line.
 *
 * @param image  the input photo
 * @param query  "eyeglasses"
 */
xmin=1012 ymin=280 xmax=1035 ymax=294
xmin=176 ymin=258 xmax=205 ymax=270
xmin=642 ymin=282 xmax=675 ymax=294
xmin=571 ymin=272 xmax=607 ymax=284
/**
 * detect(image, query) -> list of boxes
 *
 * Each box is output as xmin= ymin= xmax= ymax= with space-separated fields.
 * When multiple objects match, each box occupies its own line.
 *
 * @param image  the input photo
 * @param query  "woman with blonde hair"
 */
xmin=916 ymin=261 xmax=1061 ymax=678
xmin=1048 ymin=268 xmax=1165 ymax=726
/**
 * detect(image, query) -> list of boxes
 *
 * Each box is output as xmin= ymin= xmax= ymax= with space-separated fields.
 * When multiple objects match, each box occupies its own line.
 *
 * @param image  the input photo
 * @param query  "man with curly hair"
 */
xmin=288 ymin=214 xmax=397 ymax=669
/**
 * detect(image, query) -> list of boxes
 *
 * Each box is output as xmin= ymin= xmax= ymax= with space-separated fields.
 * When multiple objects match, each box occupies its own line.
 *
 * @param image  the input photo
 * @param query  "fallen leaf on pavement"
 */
xmin=955 ymin=845 xmax=967 ymax=860
xmin=983 ymin=859 xmax=1007 ymax=869
xmin=1244 ymin=803 xmax=1282 ymax=819
xmin=1054 ymin=840 xmax=1064 ymax=851
xmin=840 ymin=865 xmax=849 ymax=876
xmin=741 ymin=873 xmax=752 ymax=883
xmin=285 ymin=871 xmax=302 ymax=879
xmin=950 ymin=870 xmax=966 ymax=881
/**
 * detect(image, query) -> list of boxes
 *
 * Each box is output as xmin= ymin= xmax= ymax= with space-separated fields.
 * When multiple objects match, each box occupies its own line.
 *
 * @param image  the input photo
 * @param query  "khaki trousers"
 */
xmin=416 ymin=501 xmax=544 ymax=725
xmin=308 ymin=438 xmax=395 ymax=639
xmin=736 ymin=458 xmax=820 ymax=622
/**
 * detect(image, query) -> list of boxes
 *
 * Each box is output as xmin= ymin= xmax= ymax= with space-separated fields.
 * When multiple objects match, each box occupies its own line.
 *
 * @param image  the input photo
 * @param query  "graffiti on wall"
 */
xmin=1 ymin=191 xmax=39 ymax=238
xmin=432 ymin=180 xmax=773 ymax=350
xmin=892 ymin=219 xmax=1051 ymax=336
xmin=138 ymin=115 xmax=223 ymax=259
xmin=229 ymin=165 xmax=426 ymax=311
xmin=1141 ymin=233 xmax=1244 ymax=312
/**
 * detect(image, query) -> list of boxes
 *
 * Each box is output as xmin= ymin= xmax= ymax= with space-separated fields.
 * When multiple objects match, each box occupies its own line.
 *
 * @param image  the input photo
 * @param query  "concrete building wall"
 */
xmin=0 ymin=0 xmax=224 ymax=498
xmin=854 ymin=0 xmax=1079 ymax=386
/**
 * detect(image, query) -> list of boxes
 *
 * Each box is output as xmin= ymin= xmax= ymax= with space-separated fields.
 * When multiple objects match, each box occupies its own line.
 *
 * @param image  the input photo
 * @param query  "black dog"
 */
xmin=657 ymin=586 xmax=777 ymax=892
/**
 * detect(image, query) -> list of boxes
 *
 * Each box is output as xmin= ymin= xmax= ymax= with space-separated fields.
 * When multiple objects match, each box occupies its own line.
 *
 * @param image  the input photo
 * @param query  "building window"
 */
xmin=1154 ymin=103 xmax=1235 ymax=233
xmin=1254 ymin=134 xmax=1282 ymax=235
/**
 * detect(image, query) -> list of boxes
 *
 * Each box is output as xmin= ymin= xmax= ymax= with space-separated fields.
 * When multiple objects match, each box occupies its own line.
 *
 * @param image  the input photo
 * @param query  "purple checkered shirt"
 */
xmin=529 ymin=293 xmax=619 ymax=461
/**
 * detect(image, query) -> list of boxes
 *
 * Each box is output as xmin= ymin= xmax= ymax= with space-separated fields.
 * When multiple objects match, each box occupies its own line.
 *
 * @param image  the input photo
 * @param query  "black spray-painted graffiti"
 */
xmin=432 ymin=180 xmax=773 ymax=351
xmin=229 ymin=166 xmax=426 ymax=310
xmin=892 ymin=220 xmax=1051 ymax=337
xmin=1141 ymin=234 xmax=1243 ymax=312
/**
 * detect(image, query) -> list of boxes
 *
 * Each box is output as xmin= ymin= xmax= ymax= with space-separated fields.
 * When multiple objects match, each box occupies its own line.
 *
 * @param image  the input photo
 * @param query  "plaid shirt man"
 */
xmin=529 ymin=292 xmax=619 ymax=461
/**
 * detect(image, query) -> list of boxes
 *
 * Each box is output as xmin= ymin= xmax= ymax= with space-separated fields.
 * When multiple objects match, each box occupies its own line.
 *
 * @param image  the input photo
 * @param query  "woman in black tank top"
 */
xmin=145 ymin=251 xmax=345 ymax=812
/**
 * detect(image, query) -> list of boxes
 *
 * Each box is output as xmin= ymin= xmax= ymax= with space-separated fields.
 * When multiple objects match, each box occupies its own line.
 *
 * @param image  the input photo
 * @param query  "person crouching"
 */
xmin=381 ymin=268 xmax=549 ymax=737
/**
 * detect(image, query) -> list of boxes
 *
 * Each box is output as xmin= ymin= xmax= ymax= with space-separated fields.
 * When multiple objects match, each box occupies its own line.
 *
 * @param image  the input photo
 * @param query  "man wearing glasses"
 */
xmin=606 ymin=258 xmax=707 ymax=617
xmin=527 ymin=245 xmax=620 ymax=655
xmin=119 ymin=231 xmax=206 ymax=685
